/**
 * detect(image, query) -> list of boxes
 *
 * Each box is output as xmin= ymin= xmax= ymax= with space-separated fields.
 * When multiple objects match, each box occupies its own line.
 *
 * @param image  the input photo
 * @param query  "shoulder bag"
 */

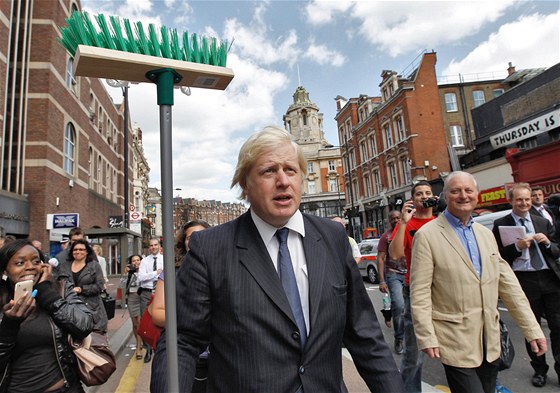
xmin=68 ymin=332 xmax=117 ymax=386
xmin=498 ymin=319 xmax=515 ymax=370
xmin=138 ymin=294 xmax=162 ymax=350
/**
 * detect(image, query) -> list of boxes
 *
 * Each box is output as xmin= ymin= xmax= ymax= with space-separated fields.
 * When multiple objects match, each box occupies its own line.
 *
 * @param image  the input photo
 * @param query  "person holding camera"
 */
xmin=125 ymin=254 xmax=144 ymax=360
xmin=389 ymin=180 xmax=437 ymax=392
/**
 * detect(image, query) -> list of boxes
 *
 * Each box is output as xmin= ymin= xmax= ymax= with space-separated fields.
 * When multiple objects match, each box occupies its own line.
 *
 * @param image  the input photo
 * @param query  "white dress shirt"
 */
xmin=251 ymin=209 xmax=310 ymax=333
xmin=138 ymin=253 xmax=164 ymax=290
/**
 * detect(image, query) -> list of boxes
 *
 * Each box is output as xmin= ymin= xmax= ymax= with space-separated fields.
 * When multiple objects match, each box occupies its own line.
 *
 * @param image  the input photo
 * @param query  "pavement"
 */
xmin=96 ymin=276 xmax=442 ymax=392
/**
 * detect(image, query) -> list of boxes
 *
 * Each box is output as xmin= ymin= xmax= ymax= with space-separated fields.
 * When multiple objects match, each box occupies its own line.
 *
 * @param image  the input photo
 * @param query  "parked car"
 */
xmin=473 ymin=209 xmax=511 ymax=230
xmin=357 ymin=238 xmax=380 ymax=284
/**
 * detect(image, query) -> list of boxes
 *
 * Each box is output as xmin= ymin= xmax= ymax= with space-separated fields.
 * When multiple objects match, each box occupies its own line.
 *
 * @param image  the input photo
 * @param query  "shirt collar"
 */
xmin=511 ymin=211 xmax=530 ymax=223
xmin=251 ymin=209 xmax=305 ymax=246
xmin=443 ymin=209 xmax=474 ymax=229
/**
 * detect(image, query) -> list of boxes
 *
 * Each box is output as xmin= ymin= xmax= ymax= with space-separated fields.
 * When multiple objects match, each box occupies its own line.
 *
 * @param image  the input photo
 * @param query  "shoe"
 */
xmin=144 ymin=348 xmax=153 ymax=363
xmin=531 ymin=373 xmax=546 ymax=387
xmin=135 ymin=348 xmax=143 ymax=360
xmin=395 ymin=339 xmax=404 ymax=355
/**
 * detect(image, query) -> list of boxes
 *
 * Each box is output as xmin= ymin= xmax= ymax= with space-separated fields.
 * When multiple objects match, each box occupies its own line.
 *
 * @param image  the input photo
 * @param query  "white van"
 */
xmin=473 ymin=209 xmax=511 ymax=230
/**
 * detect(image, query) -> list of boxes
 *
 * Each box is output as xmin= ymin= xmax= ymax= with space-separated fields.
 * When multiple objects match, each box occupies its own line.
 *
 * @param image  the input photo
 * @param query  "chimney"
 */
xmin=507 ymin=62 xmax=516 ymax=76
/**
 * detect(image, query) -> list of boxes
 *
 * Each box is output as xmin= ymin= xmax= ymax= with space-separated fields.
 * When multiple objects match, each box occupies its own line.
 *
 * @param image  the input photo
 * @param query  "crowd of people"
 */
xmin=1 ymin=125 xmax=558 ymax=392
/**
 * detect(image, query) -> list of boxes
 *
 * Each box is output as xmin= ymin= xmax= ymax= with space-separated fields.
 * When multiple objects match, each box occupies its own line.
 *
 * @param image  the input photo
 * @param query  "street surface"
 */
xmin=89 ymin=279 xmax=558 ymax=392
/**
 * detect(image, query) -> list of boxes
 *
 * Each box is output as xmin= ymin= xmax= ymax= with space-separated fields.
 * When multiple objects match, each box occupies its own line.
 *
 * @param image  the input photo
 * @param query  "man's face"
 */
xmin=445 ymin=174 xmax=478 ymax=218
xmin=388 ymin=212 xmax=401 ymax=229
xmin=412 ymin=185 xmax=433 ymax=209
xmin=149 ymin=240 xmax=160 ymax=255
xmin=512 ymin=188 xmax=532 ymax=216
xmin=243 ymin=143 xmax=302 ymax=228
xmin=531 ymin=189 xmax=544 ymax=207
xmin=69 ymin=234 xmax=84 ymax=244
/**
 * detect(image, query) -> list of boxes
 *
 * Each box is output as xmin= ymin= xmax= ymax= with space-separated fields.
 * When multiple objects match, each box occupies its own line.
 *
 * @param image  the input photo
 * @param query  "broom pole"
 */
xmin=148 ymin=68 xmax=182 ymax=393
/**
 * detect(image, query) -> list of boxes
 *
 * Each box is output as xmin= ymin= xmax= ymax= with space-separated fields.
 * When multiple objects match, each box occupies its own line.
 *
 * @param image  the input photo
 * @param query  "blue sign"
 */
xmin=52 ymin=213 xmax=79 ymax=228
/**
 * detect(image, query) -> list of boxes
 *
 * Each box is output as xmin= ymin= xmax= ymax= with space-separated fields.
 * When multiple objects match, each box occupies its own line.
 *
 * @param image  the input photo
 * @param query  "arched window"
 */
xmin=106 ymin=163 xmax=111 ymax=197
xmin=88 ymin=147 xmax=94 ymax=187
xmin=63 ymin=123 xmax=76 ymax=175
xmin=97 ymin=156 xmax=102 ymax=193
xmin=66 ymin=58 xmax=77 ymax=94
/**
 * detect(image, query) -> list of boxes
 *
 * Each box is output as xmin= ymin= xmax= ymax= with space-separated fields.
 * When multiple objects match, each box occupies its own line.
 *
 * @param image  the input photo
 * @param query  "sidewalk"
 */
xmin=104 ymin=276 xmax=133 ymax=355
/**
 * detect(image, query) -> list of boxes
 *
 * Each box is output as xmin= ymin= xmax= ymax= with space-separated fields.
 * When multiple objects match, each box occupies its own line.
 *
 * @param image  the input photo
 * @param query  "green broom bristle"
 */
xmin=58 ymin=11 xmax=231 ymax=67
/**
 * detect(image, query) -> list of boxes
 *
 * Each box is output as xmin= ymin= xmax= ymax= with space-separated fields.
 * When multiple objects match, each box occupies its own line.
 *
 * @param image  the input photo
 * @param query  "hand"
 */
xmin=3 ymin=292 xmax=36 ymax=320
xmin=533 ymin=233 xmax=550 ymax=246
xmin=401 ymin=201 xmax=415 ymax=224
xmin=422 ymin=347 xmax=440 ymax=359
xmin=37 ymin=264 xmax=53 ymax=284
xmin=516 ymin=237 xmax=533 ymax=250
xmin=73 ymin=287 xmax=82 ymax=294
xmin=530 ymin=338 xmax=547 ymax=357
xmin=157 ymin=269 xmax=163 ymax=275
xmin=379 ymin=282 xmax=389 ymax=293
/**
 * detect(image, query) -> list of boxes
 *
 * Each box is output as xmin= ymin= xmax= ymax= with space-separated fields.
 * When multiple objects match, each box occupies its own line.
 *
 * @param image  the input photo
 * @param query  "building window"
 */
xmin=450 ymin=125 xmax=464 ymax=147
xmin=328 ymin=160 xmax=335 ymax=171
xmin=360 ymin=141 xmax=368 ymax=161
xmin=388 ymin=163 xmax=397 ymax=188
xmin=364 ymin=174 xmax=372 ymax=197
xmin=445 ymin=93 xmax=458 ymax=112
xmin=66 ymin=58 xmax=77 ymax=95
xmin=472 ymin=90 xmax=485 ymax=107
xmin=328 ymin=179 xmax=338 ymax=193
xmin=493 ymin=89 xmax=504 ymax=97
xmin=401 ymin=157 xmax=411 ymax=184
xmin=518 ymin=137 xmax=538 ymax=149
xmin=374 ymin=170 xmax=381 ymax=195
xmin=88 ymin=147 xmax=93 ymax=188
xmin=384 ymin=123 xmax=393 ymax=147
xmin=307 ymin=162 xmax=314 ymax=174
xmin=97 ymin=156 xmax=102 ymax=193
xmin=308 ymin=181 xmax=316 ymax=194
xmin=369 ymin=133 xmax=377 ymax=156
xmin=63 ymin=123 xmax=76 ymax=175
xmin=302 ymin=109 xmax=308 ymax=126
xmin=395 ymin=116 xmax=405 ymax=141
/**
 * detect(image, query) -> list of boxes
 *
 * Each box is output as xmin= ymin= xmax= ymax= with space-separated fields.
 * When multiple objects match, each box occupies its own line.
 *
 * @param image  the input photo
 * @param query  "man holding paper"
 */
xmin=493 ymin=182 xmax=560 ymax=388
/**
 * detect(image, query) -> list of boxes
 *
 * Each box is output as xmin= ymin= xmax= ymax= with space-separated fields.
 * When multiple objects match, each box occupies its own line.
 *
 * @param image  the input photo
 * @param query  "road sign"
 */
xmin=130 ymin=211 xmax=141 ymax=220
xmin=129 ymin=204 xmax=136 ymax=212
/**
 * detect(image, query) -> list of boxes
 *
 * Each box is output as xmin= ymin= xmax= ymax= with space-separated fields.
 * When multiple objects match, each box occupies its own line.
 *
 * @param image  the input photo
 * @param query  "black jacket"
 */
xmin=0 ymin=279 xmax=93 ymax=392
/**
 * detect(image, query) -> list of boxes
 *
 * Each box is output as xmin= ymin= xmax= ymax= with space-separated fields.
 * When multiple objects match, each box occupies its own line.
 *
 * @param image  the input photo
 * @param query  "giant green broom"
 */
xmin=59 ymin=12 xmax=234 ymax=392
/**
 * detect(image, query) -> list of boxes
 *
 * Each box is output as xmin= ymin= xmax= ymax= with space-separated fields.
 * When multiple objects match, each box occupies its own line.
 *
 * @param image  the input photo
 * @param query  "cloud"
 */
xmin=304 ymin=38 xmax=346 ymax=67
xmin=442 ymin=11 xmax=560 ymax=76
xmin=305 ymin=0 xmax=354 ymax=25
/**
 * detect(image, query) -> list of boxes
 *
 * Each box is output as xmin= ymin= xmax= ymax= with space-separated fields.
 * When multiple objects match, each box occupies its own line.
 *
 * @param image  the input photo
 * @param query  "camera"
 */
xmin=422 ymin=197 xmax=438 ymax=208
xmin=127 ymin=264 xmax=137 ymax=273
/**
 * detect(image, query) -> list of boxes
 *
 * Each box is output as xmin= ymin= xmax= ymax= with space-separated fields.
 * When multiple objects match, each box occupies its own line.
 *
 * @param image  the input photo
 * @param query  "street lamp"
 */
xmin=106 ymin=79 xmax=130 ymax=229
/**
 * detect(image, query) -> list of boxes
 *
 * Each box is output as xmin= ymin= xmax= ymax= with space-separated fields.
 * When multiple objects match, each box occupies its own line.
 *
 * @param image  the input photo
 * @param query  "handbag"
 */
xmin=69 ymin=332 xmax=117 ymax=386
xmin=498 ymin=319 xmax=515 ymax=370
xmin=138 ymin=294 xmax=162 ymax=350
xmin=100 ymin=290 xmax=116 ymax=320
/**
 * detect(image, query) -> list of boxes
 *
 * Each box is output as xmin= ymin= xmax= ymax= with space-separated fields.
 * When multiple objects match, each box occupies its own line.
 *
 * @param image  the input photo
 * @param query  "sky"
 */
xmin=80 ymin=0 xmax=560 ymax=204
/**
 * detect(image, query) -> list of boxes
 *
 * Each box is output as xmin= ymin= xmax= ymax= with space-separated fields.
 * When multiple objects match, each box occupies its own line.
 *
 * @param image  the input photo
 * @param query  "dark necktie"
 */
xmin=519 ymin=218 xmax=544 ymax=270
xmin=276 ymin=228 xmax=307 ymax=348
xmin=153 ymin=256 xmax=158 ymax=271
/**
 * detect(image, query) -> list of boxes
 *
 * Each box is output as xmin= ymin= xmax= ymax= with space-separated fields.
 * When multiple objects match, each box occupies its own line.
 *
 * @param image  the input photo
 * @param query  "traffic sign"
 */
xmin=130 ymin=211 xmax=141 ymax=220
xmin=129 ymin=204 xmax=136 ymax=212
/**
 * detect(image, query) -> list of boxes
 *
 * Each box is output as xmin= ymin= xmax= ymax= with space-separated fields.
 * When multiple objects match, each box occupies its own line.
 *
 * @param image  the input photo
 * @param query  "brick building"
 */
xmin=0 ymin=1 xmax=139 ymax=257
xmin=335 ymin=51 xmax=451 ymax=240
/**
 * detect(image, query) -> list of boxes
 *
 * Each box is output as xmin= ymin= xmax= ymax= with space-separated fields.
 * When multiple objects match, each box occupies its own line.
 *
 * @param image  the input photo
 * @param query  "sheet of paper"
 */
xmin=498 ymin=226 xmax=529 ymax=259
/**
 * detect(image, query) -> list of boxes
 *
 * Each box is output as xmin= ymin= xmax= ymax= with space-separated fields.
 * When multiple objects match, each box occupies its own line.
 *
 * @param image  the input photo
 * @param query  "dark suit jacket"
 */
xmin=492 ymin=213 xmax=560 ymax=281
xmin=151 ymin=211 xmax=403 ymax=393
xmin=530 ymin=205 xmax=554 ymax=221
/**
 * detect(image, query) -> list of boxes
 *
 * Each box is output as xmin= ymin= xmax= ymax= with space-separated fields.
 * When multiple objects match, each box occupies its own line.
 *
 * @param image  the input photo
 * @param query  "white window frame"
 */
xmin=472 ymin=90 xmax=485 ymax=107
xmin=307 ymin=181 xmax=316 ymax=194
xmin=445 ymin=93 xmax=458 ymax=112
xmin=63 ymin=123 xmax=75 ymax=175
xmin=450 ymin=125 xmax=464 ymax=147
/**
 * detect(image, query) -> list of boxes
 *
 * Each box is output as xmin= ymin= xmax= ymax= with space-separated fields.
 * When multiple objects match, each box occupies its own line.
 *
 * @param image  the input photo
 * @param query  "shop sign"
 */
xmin=490 ymin=109 xmax=559 ymax=149
xmin=47 ymin=213 xmax=79 ymax=229
xmin=477 ymin=186 xmax=508 ymax=207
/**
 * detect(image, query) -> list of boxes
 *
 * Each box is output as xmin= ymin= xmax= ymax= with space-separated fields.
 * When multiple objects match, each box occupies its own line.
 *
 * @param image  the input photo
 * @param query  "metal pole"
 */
xmin=147 ymin=68 xmax=182 ymax=393
xmin=123 ymin=86 xmax=129 ymax=229
xmin=343 ymin=134 xmax=355 ymax=239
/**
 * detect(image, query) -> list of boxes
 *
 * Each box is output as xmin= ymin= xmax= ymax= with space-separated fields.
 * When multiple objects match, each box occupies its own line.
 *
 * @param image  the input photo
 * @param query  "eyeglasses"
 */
xmin=73 ymin=248 xmax=87 ymax=252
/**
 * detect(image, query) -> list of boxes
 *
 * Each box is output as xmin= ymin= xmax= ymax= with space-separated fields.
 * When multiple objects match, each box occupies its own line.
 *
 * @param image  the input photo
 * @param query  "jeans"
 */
xmin=401 ymin=287 xmax=425 ymax=393
xmin=386 ymin=272 xmax=405 ymax=341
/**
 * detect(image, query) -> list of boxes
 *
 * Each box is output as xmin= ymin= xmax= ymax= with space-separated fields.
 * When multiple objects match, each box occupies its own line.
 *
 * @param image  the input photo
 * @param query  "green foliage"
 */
xmin=58 ymin=11 xmax=231 ymax=67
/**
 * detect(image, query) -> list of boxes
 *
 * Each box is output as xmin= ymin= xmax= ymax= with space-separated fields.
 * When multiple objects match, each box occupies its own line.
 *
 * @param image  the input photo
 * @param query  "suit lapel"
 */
xmin=301 ymin=216 xmax=326 ymax=335
xmin=236 ymin=213 xmax=296 ymax=325
xmin=436 ymin=215 xmax=479 ymax=279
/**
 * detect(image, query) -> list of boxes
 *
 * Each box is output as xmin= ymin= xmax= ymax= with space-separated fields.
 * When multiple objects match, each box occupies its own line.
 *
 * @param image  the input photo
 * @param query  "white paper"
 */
xmin=498 ymin=226 xmax=529 ymax=259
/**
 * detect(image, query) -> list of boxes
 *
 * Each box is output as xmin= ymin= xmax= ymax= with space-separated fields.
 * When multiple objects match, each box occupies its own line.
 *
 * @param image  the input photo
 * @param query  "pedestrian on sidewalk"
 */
xmin=125 ymin=254 xmax=144 ymax=360
xmin=378 ymin=210 xmax=406 ymax=355
xmin=411 ymin=172 xmax=546 ymax=393
xmin=151 ymin=126 xmax=403 ymax=393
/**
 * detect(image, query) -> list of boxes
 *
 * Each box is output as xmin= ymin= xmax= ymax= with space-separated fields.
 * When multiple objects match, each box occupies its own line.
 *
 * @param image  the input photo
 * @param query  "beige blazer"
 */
xmin=410 ymin=214 xmax=543 ymax=368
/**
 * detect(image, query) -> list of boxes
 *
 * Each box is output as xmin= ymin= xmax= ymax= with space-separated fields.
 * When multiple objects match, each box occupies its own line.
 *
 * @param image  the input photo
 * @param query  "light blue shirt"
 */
xmin=444 ymin=209 xmax=482 ymax=277
xmin=510 ymin=212 xmax=548 ymax=272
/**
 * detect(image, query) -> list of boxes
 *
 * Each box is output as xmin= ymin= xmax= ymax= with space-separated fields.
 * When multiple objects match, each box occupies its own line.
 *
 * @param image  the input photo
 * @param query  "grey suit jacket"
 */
xmin=151 ymin=211 xmax=403 ymax=393
xmin=492 ymin=213 xmax=560 ymax=281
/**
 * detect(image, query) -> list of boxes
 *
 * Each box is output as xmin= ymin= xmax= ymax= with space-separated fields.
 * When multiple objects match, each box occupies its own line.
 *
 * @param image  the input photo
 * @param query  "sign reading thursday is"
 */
xmin=490 ymin=109 xmax=558 ymax=149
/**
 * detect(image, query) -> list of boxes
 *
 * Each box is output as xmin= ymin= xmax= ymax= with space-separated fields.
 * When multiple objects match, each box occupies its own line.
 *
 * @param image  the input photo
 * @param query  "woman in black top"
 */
xmin=0 ymin=240 xmax=93 ymax=393
xmin=59 ymin=239 xmax=108 ymax=333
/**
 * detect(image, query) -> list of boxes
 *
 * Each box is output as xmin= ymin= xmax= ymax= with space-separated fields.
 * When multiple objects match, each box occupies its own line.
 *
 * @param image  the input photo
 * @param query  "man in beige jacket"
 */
xmin=411 ymin=171 xmax=546 ymax=393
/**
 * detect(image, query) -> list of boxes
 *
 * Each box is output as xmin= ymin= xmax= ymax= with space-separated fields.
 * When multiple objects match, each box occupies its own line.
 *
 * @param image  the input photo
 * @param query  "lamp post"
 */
xmin=106 ymin=79 xmax=130 ymax=229
xmin=343 ymin=134 xmax=355 ymax=239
